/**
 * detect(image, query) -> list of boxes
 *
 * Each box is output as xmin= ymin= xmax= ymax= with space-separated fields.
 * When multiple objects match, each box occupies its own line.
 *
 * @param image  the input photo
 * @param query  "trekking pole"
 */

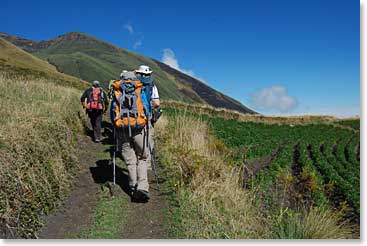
xmin=149 ymin=143 xmax=160 ymax=191
xmin=113 ymin=126 xmax=116 ymax=185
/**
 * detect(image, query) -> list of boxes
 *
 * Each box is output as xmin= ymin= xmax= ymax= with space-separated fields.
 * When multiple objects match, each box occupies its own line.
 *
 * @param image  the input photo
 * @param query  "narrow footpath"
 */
xmin=37 ymin=122 xmax=169 ymax=239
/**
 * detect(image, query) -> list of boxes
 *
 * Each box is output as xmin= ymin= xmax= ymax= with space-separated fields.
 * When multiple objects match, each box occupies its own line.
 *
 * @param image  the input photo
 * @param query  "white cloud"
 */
xmin=133 ymin=37 xmax=143 ymax=49
xmin=162 ymin=48 xmax=179 ymax=69
xmin=124 ymin=23 xmax=144 ymax=49
xmin=162 ymin=48 xmax=206 ymax=83
xmin=124 ymin=24 xmax=134 ymax=35
xmin=250 ymin=85 xmax=297 ymax=112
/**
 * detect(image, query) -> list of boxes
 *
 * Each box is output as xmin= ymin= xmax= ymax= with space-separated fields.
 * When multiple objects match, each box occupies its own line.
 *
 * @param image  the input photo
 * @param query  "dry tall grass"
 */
xmin=0 ymin=73 xmax=85 ymax=238
xmin=270 ymin=207 xmax=355 ymax=239
xmin=156 ymin=113 xmax=267 ymax=238
xmin=155 ymin=111 xmax=355 ymax=239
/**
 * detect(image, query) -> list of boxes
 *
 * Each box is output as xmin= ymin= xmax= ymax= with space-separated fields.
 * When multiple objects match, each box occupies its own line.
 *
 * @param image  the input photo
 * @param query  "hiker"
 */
xmin=134 ymin=65 xmax=161 ymax=169
xmin=108 ymin=70 xmax=128 ymax=99
xmin=110 ymin=71 xmax=152 ymax=202
xmin=80 ymin=80 xmax=109 ymax=143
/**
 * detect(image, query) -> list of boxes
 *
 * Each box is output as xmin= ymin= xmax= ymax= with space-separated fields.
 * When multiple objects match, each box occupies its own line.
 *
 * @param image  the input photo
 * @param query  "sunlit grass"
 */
xmin=155 ymin=111 xmax=356 ymax=239
xmin=0 ymin=73 xmax=86 ymax=238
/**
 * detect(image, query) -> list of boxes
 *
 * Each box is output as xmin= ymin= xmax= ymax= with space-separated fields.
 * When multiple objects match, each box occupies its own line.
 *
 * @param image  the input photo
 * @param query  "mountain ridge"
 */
xmin=0 ymin=36 xmax=88 ymax=89
xmin=0 ymin=31 xmax=257 ymax=114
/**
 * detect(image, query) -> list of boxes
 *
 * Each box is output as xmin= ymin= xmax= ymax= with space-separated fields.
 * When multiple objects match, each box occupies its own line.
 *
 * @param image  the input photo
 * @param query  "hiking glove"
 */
xmin=151 ymin=108 xmax=162 ymax=125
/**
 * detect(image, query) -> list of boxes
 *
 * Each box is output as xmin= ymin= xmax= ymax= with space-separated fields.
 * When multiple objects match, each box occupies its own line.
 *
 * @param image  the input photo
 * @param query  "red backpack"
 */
xmin=86 ymin=87 xmax=103 ymax=110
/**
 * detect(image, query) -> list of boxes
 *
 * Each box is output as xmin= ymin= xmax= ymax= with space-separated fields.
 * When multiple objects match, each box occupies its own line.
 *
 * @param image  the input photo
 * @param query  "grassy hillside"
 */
xmin=0 ymin=73 xmax=86 ymax=238
xmin=0 ymin=38 xmax=89 ymax=238
xmin=0 ymin=32 xmax=256 ymax=114
xmin=0 ymin=38 xmax=88 ymax=90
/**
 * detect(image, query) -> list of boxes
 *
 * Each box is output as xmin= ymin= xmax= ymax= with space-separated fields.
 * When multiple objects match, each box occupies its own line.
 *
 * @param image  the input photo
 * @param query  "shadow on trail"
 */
xmin=101 ymin=121 xmax=114 ymax=145
xmin=89 ymin=159 xmax=132 ymax=197
xmin=83 ymin=126 xmax=94 ymax=141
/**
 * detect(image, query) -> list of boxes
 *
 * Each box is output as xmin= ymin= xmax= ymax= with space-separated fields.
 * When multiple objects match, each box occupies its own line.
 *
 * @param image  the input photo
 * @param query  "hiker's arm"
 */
xmin=152 ymin=99 xmax=160 ymax=108
xmin=151 ymin=85 xmax=160 ymax=108
xmin=103 ymin=90 xmax=109 ymax=112
xmin=80 ymin=89 xmax=89 ymax=108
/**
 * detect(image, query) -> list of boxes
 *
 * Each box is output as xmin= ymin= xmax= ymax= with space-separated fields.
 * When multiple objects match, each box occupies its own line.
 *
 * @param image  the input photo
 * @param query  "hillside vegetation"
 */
xmin=155 ymin=106 xmax=359 ymax=239
xmin=0 ymin=38 xmax=88 ymax=237
xmin=0 ymin=32 xmax=359 ymax=239
xmin=0 ymin=38 xmax=88 ymax=90
xmin=0 ymin=32 xmax=255 ymax=114
xmin=0 ymin=72 xmax=86 ymax=238
xmin=162 ymin=100 xmax=341 ymax=125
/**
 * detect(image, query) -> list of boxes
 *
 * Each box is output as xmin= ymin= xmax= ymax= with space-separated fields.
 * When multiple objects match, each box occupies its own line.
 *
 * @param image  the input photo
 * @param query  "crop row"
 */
xmin=163 ymin=108 xmax=360 ymax=215
xmin=336 ymin=119 xmax=360 ymax=130
xmin=206 ymin=116 xmax=360 ymax=214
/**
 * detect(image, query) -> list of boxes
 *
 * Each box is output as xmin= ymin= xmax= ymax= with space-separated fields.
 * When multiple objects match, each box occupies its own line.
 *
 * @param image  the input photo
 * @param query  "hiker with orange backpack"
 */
xmin=80 ymin=80 xmax=109 ymax=143
xmin=110 ymin=71 xmax=152 ymax=202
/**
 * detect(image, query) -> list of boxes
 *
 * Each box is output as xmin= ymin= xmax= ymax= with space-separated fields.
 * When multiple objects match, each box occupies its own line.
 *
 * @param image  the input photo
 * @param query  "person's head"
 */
xmin=135 ymin=65 xmax=153 ymax=84
xmin=123 ymin=71 xmax=136 ymax=80
xmin=120 ymin=70 xmax=128 ymax=79
xmin=92 ymin=80 xmax=100 ymax=87
xmin=135 ymin=65 xmax=153 ymax=78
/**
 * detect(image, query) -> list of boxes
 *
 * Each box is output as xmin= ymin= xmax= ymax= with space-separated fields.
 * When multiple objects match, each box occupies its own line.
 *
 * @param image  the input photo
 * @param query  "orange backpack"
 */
xmin=86 ymin=87 xmax=103 ymax=110
xmin=111 ymin=79 xmax=147 ymax=136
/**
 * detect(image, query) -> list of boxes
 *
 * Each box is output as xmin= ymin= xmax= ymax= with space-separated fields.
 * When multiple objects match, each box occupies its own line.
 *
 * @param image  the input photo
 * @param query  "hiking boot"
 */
xmin=132 ymin=189 xmax=150 ymax=203
xmin=129 ymin=185 xmax=137 ymax=196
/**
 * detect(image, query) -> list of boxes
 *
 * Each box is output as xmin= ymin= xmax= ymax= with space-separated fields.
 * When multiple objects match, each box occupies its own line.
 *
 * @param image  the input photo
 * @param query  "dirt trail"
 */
xmin=37 ymin=123 xmax=169 ymax=239
xmin=120 ymin=172 xmax=168 ymax=239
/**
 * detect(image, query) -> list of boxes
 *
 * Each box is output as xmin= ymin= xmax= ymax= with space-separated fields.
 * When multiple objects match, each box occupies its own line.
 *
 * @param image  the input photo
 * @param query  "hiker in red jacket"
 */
xmin=80 ymin=81 xmax=109 ymax=142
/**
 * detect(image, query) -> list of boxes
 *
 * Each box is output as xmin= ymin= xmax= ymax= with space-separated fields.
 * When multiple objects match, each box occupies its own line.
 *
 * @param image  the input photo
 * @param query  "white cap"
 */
xmin=135 ymin=65 xmax=153 ymax=75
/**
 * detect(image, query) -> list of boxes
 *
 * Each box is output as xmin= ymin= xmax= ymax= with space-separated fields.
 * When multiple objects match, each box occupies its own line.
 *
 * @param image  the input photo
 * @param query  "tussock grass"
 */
xmin=155 ymin=111 xmax=355 ymax=239
xmin=0 ymin=73 xmax=85 ymax=238
xmin=270 ymin=207 xmax=355 ymax=239
xmin=156 ymin=113 xmax=266 ymax=238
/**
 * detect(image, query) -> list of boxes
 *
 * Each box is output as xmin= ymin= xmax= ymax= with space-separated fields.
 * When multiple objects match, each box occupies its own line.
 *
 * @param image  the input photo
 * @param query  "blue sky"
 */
xmin=1 ymin=0 xmax=360 ymax=117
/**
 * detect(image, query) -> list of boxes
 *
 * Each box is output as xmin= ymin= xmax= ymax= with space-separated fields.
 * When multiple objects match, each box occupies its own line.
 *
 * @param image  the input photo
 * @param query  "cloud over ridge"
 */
xmin=250 ymin=85 xmax=297 ymax=112
xmin=162 ymin=48 xmax=205 ymax=82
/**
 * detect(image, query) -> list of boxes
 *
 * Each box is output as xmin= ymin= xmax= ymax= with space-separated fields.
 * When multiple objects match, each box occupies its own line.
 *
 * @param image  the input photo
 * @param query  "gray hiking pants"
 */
xmin=119 ymin=127 xmax=149 ymax=192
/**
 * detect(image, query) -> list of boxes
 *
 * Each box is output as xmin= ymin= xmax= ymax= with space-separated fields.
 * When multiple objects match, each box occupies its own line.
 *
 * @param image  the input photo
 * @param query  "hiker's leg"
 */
xmin=120 ymin=130 xmax=138 ymax=187
xmin=89 ymin=112 xmax=96 ymax=140
xmin=94 ymin=112 xmax=102 ymax=141
xmin=133 ymin=128 xmax=149 ymax=192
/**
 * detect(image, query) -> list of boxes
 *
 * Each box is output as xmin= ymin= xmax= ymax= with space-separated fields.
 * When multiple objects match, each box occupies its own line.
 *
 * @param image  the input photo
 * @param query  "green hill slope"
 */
xmin=0 ymin=32 xmax=256 ymax=114
xmin=0 ymin=37 xmax=88 ymax=90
